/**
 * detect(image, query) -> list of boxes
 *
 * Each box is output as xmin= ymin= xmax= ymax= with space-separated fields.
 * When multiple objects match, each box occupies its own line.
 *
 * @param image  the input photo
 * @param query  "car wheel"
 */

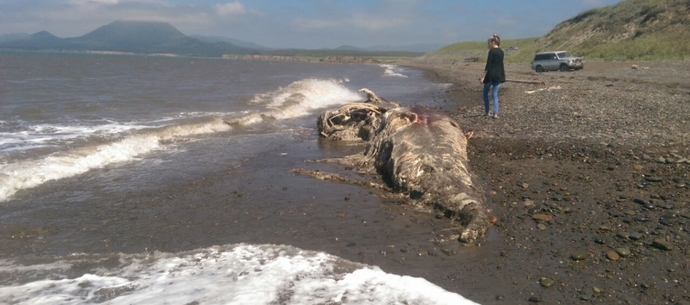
xmin=536 ymin=65 xmax=545 ymax=73
xmin=559 ymin=64 xmax=569 ymax=72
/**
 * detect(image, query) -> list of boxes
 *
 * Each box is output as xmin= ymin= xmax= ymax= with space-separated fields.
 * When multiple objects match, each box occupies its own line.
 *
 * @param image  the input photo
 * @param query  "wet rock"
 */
xmin=651 ymin=239 xmax=673 ymax=251
xmin=571 ymin=249 xmax=589 ymax=261
xmin=540 ymin=277 xmax=555 ymax=288
xmin=606 ymin=251 xmax=620 ymax=261
xmin=616 ymin=247 xmax=631 ymax=257
xmin=633 ymin=198 xmax=648 ymax=205
xmin=629 ymin=232 xmax=644 ymax=240
xmin=645 ymin=176 xmax=663 ymax=182
xmin=532 ymin=214 xmax=553 ymax=222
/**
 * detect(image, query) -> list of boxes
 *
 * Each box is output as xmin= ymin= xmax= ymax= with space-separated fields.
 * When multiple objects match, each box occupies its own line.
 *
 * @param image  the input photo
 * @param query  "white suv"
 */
xmin=531 ymin=51 xmax=584 ymax=72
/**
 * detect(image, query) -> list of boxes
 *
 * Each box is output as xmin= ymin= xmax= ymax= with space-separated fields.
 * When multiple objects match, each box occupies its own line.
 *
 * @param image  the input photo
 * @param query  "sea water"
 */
xmin=0 ymin=52 xmax=478 ymax=304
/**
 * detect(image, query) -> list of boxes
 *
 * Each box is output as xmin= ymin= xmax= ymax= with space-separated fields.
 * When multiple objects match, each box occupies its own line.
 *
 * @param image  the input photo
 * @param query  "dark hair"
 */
xmin=488 ymin=34 xmax=501 ymax=46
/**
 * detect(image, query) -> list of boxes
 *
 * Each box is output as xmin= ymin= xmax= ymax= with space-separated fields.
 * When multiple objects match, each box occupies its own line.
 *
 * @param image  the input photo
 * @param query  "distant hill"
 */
xmin=0 ymin=32 xmax=29 ymax=43
xmin=423 ymin=0 xmax=689 ymax=62
xmin=190 ymin=35 xmax=270 ymax=50
xmin=0 ymin=20 xmax=256 ymax=57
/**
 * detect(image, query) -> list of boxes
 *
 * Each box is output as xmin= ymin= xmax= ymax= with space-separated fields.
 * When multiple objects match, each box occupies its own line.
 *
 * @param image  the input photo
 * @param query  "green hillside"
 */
xmin=541 ymin=0 xmax=690 ymax=60
xmin=423 ymin=0 xmax=690 ymax=62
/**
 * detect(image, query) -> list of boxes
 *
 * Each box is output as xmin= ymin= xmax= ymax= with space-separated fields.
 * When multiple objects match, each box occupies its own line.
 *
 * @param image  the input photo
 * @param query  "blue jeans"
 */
xmin=483 ymin=82 xmax=500 ymax=115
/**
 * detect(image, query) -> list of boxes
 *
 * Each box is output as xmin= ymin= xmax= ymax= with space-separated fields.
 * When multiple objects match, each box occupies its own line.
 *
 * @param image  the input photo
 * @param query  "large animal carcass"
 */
xmin=307 ymin=89 xmax=490 ymax=242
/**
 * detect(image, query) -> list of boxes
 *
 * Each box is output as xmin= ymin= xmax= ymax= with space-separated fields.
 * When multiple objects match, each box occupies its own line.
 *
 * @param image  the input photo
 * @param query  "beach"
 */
xmin=1 ymin=53 xmax=689 ymax=304
xmin=360 ymin=60 xmax=690 ymax=304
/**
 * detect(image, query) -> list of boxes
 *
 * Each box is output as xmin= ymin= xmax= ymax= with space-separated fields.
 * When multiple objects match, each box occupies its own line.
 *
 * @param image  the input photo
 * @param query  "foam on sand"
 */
xmin=0 ymin=244 xmax=480 ymax=305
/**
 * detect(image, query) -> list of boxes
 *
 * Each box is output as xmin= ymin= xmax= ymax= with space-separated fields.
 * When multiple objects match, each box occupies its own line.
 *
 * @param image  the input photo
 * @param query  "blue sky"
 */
xmin=0 ymin=0 xmax=623 ymax=49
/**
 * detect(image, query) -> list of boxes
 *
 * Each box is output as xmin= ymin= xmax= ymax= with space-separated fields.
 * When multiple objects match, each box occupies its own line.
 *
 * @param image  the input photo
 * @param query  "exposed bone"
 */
xmin=303 ymin=89 xmax=491 ymax=243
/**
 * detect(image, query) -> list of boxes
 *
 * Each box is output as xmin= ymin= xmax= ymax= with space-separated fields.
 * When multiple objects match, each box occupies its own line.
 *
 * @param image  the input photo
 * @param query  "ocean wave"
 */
xmin=0 ymin=117 xmax=232 ymax=202
xmin=0 ymin=244 xmax=479 ymax=305
xmin=226 ymin=78 xmax=362 ymax=125
xmin=0 ymin=78 xmax=362 ymax=202
xmin=380 ymin=64 xmax=409 ymax=78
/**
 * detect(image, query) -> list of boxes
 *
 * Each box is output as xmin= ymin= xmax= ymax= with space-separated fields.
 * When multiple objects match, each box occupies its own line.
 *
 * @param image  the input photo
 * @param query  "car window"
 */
xmin=557 ymin=52 xmax=572 ymax=58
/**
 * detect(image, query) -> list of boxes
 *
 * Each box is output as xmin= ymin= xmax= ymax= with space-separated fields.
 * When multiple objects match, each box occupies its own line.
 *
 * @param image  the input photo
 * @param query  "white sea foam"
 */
xmin=0 ymin=122 xmax=150 ymax=153
xmin=0 ymin=244 xmax=480 ymax=305
xmin=227 ymin=78 xmax=361 ymax=125
xmin=0 ymin=78 xmax=363 ymax=202
xmin=380 ymin=64 xmax=409 ymax=78
xmin=0 ymin=118 xmax=231 ymax=202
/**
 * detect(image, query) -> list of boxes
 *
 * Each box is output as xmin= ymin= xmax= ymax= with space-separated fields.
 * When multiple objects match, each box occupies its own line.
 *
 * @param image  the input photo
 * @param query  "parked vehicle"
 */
xmin=531 ymin=51 xmax=584 ymax=72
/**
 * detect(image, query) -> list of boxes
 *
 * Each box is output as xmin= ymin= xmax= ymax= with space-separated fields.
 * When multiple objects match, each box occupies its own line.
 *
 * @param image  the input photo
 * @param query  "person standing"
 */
xmin=480 ymin=34 xmax=505 ymax=119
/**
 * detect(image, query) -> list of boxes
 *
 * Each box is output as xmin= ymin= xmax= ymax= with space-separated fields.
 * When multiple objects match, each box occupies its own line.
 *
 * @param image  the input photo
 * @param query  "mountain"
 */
xmin=0 ymin=21 xmax=256 ymax=56
xmin=190 ymin=35 xmax=270 ymax=50
xmin=537 ymin=0 xmax=690 ymax=60
xmin=78 ymin=20 xmax=186 ymax=49
xmin=0 ymin=32 xmax=29 ymax=43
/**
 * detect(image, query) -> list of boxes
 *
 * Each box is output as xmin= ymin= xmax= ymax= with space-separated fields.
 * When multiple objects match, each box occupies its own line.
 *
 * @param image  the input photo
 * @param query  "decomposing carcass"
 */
xmin=297 ymin=88 xmax=491 ymax=243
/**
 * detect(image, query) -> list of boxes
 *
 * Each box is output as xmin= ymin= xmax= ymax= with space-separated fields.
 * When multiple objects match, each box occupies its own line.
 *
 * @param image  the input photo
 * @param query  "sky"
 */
xmin=0 ymin=0 xmax=624 ymax=49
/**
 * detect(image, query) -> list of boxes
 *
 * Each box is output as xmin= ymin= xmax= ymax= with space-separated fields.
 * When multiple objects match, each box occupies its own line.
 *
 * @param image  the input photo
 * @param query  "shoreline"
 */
xmin=386 ymin=61 xmax=690 ymax=304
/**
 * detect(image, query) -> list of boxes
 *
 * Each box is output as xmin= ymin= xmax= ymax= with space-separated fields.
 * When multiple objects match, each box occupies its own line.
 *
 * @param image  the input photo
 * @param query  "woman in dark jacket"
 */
xmin=480 ymin=34 xmax=505 ymax=119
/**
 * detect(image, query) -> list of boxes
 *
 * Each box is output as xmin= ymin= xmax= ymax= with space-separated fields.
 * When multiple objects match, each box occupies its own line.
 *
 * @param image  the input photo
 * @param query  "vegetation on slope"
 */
xmin=424 ymin=0 xmax=690 ymax=62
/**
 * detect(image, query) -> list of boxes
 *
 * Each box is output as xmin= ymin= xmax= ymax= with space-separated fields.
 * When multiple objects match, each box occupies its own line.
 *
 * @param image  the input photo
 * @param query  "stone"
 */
xmin=629 ymin=232 xmax=644 ymax=240
xmin=571 ymin=249 xmax=589 ymax=261
xmin=652 ymin=239 xmax=673 ymax=251
xmin=540 ymin=277 xmax=555 ymax=288
xmin=537 ymin=223 xmax=547 ymax=230
xmin=606 ymin=251 xmax=620 ymax=261
xmin=532 ymin=214 xmax=553 ymax=222
xmin=616 ymin=247 xmax=631 ymax=257
xmin=633 ymin=198 xmax=648 ymax=205
xmin=645 ymin=176 xmax=663 ymax=182
xmin=617 ymin=231 xmax=630 ymax=239
xmin=633 ymin=164 xmax=643 ymax=171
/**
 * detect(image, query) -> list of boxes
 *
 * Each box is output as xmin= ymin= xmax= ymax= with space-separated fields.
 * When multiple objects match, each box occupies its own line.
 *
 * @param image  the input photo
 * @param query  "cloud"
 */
xmin=215 ymin=2 xmax=245 ymax=17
